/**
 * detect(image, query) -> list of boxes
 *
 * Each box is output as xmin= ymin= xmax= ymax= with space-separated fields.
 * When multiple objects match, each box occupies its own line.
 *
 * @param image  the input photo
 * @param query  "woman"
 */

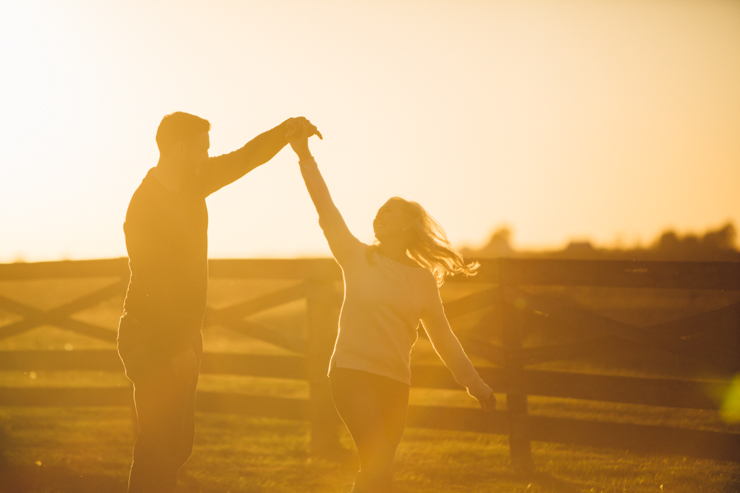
xmin=287 ymin=122 xmax=495 ymax=493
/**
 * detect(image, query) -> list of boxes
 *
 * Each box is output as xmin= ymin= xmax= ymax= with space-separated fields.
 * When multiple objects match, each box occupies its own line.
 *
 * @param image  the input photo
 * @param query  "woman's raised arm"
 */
xmin=288 ymin=123 xmax=362 ymax=263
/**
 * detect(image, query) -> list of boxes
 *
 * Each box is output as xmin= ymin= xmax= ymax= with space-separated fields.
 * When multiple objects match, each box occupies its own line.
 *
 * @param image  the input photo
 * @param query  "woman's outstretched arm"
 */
xmin=288 ymin=124 xmax=362 ymax=263
xmin=420 ymin=274 xmax=496 ymax=411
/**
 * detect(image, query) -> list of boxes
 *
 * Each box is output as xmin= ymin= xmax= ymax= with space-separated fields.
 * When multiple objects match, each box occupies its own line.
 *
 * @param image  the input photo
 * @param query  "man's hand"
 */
xmin=285 ymin=117 xmax=322 ymax=140
xmin=285 ymin=117 xmax=322 ymax=160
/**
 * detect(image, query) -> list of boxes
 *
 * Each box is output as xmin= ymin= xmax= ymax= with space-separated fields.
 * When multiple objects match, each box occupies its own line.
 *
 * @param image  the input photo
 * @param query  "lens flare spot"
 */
xmin=720 ymin=374 xmax=740 ymax=423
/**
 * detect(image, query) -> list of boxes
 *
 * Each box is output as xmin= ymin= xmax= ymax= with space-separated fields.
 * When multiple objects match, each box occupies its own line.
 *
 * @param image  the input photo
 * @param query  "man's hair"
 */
xmin=156 ymin=112 xmax=211 ymax=154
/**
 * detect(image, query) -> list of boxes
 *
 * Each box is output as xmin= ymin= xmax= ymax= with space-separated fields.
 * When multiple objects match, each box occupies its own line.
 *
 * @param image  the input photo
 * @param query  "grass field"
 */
xmin=1 ymin=276 xmax=739 ymax=492
xmin=2 ymin=406 xmax=739 ymax=493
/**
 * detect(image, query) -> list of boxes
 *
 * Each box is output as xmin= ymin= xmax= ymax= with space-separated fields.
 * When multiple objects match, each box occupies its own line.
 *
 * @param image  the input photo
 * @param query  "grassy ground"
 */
xmin=1 ymin=277 xmax=739 ymax=492
xmin=1 ymin=406 xmax=739 ymax=493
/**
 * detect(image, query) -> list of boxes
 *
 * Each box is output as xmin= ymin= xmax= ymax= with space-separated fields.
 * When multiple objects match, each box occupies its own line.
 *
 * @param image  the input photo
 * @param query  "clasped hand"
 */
xmin=285 ymin=117 xmax=322 ymax=159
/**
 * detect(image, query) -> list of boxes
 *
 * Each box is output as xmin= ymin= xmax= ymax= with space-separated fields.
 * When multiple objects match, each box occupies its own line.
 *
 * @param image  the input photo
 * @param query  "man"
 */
xmin=117 ymin=112 xmax=319 ymax=492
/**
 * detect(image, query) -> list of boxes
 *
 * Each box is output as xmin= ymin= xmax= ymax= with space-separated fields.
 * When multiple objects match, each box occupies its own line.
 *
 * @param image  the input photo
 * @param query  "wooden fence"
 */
xmin=0 ymin=258 xmax=739 ymax=472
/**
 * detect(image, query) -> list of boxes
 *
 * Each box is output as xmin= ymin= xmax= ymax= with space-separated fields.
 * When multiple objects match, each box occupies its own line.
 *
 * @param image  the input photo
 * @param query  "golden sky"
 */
xmin=1 ymin=0 xmax=739 ymax=261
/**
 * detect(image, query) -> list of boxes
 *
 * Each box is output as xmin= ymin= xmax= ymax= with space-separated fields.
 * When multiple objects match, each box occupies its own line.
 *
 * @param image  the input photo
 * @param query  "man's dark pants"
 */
xmin=118 ymin=316 xmax=202 ymax=493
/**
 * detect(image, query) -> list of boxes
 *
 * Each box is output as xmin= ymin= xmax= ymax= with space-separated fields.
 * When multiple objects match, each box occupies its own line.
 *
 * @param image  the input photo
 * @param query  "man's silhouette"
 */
xmin=117 ymin=112 xmax=316 ymax=492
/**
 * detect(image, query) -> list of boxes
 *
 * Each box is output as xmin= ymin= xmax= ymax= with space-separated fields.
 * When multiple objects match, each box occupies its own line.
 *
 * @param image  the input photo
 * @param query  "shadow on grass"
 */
xmin=526 ymin=471 xmax=595 ymax=492
xmin=0 ymin=464 xmax=127 ymax=493
xmin=0 ymin=465 xmax=217 ymax=493
xmin=0 ymin=467 xmax=615 ymax=493
xmin=393 ymin=468 xmax=594 ymax=493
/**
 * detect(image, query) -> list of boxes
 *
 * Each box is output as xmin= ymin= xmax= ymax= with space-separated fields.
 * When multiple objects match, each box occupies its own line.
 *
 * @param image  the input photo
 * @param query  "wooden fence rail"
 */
xmin=0 ymin=258 xmax=739 ymax=471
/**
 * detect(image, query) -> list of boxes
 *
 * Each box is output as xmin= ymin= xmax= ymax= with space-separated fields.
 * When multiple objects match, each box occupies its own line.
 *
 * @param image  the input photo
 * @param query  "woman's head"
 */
xmin=371 ymin=197 xmax=479 ymax=284
xmin=372 ymin=198 xmax=416 ymax=245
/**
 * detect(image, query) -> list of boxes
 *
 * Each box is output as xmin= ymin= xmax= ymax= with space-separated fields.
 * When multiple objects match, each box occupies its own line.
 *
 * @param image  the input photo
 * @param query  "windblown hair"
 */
xmin=368 ymin=197 xmax=479 ymax=285
xmin=156 ymin=111 xmax=211 ymax=154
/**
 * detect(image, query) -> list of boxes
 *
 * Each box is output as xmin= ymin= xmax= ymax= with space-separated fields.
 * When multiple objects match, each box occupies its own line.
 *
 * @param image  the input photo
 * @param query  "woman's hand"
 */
xmin=468 ymin=379 xmax=497 ymax=412
xmin=285 ymin=117 xmax=322 ymax=160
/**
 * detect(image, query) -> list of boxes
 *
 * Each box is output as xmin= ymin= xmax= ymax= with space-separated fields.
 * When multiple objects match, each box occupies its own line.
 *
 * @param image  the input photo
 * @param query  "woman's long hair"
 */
xmin=367 ymin=197 xmax=479 ymax=285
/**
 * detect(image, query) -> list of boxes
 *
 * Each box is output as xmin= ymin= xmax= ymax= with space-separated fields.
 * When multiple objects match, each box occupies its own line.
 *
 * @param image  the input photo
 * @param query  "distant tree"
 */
xmin=462 ymin=222 xmax=738 ymax=261
xmin=702 ymin=223 xmax=736 ymax=250
xmin=651 ymin=222 xmax=737 ymax=260
xmin=464 ymin=227 xmax=514 ymax=258
xmin=654 ymin=231 xmax=681 ymax=252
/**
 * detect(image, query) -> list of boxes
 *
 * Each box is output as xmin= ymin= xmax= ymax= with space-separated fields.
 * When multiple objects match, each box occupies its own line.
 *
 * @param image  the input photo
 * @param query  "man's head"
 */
xmin=156 ymin=112 xmax=211 ymax=174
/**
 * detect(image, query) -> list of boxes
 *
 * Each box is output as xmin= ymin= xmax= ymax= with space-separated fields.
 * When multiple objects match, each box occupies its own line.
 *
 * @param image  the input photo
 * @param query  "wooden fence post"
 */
xmin=499 ymin=280 xmax=534 ymax=475
xmin=306 ymin=280 xmax=343 ymax=458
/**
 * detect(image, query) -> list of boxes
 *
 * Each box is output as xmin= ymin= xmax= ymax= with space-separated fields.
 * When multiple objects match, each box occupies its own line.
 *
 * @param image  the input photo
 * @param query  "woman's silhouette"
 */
xmin=287 ymin=121 xmax=496 ymax=493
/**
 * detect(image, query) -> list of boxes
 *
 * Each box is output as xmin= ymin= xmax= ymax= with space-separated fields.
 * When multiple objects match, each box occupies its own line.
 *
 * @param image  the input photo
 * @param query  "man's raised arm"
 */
xmin=201 ymin=119 xmax=291 ymax=196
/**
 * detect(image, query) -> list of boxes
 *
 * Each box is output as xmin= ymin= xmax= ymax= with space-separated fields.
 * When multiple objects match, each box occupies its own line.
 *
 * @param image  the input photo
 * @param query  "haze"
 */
xmin=1 ymin=0 xmax=738 ymax=261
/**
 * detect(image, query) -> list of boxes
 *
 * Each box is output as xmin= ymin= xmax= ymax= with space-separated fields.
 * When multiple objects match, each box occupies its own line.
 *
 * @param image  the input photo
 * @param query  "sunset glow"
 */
xmin=2 ymin=0 xmax=739 ymax=261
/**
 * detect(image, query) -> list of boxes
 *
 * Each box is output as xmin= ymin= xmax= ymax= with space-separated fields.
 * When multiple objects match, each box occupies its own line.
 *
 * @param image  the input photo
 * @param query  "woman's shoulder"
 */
xmin=337 ymin=239 xmax=371 ymax=265
xmin=416 ymin=267 xmax=439 ymax=287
